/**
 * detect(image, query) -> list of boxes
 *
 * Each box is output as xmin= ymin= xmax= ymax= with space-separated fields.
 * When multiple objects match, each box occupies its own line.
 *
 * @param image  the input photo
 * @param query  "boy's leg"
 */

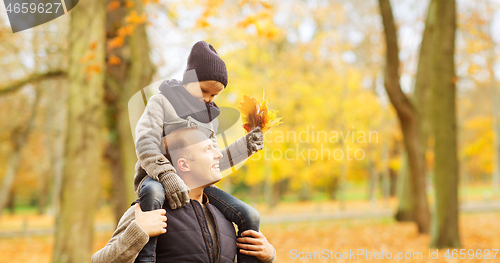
xmin=135 ymin=177 xmax=165 ymax=263
xmin=204 ymin=186 xmax=260 ymax=263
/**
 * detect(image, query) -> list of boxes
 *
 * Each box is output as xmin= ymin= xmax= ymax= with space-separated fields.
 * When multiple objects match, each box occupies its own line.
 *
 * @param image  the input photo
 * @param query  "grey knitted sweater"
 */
xmin=133 ymin=92 xmax=250 ymax=194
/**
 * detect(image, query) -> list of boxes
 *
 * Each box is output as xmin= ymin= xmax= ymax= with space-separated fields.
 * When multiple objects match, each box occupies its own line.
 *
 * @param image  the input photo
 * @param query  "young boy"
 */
xmin=133 ymin=41 xmax=264 ymax=263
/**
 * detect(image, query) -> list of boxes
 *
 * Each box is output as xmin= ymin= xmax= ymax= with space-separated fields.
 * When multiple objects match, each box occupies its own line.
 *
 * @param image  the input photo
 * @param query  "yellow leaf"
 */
xmin=238 ymin=95 xmax=283 ymax=133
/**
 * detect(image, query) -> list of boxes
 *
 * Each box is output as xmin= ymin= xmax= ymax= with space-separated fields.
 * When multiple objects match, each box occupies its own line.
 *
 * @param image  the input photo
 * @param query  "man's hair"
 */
xmin=164 ymin=127 xmax=202 ymax=166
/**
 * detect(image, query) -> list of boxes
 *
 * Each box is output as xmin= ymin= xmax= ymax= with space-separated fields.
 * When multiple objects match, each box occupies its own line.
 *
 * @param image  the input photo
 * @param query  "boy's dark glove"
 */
xmin=158 ymin=172 xmax=190 ymax=209
xmin=246 ymin=126 xmax=264 ymax=154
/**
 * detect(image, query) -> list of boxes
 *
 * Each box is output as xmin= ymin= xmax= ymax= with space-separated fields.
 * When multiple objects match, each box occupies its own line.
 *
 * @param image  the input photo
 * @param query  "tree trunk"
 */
xmin=389 ymin=141 xmax=399 ymax=197
xmin=492 ymin=78 xmax=500 ymax=198
xmin=0 ymin=90 xmax=41 ymax=219
xmin=458 ymin=119 xmax=469 ymax=202
xmin=264 ymin=152 xmax=277 ymax=207
xmin=381 ymin=141 xmax=391 ymax=199
xmin=338 ymin=159 xmax=347 ymax=211
xmin=274 ymin=178 xmax=288 ymax=204
xmin=378 ymin=0 xmax=430 ymax=233
xmin=367 ymin=158 xmax=378 ymax=202
xmin=104 ymin=0 xmax=154 ymax=225
xmin=37 ymin=170 xmax=49 ymax=215
xmin=6 ymin=189 xmax=15 ymax=214
xmin=298 ymin=183 xmax=311 ymax=201
xmin=414 ymin=0 xmax=436 ymax=188
xmin=485 ymin=11 xmax=500 ymax=198
xmin=389 ymin=168 xmax=397 ymax=197
xmin=395 ymin=152 xmax=415 ymax=221
xmin=0 ymin=147 xmax=24 ymax=218
xmin=327 ymin=176 xmax=339 ymax=200
xmin=429 ymin=0 xmax=460 ymax=248
xmin=47 ymin=79 xmax=68 ymax=217
xmin=52 ymin=0 xmax=106 ymax=262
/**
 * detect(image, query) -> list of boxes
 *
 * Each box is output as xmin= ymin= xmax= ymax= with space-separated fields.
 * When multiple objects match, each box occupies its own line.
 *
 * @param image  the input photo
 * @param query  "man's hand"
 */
xmin=134 ymin=203 xmax=167 ymax=237
xmin=246 ymin=126 xmax=264 ymax=154
xmin=237 ymin=230 xmax=275 ymax=261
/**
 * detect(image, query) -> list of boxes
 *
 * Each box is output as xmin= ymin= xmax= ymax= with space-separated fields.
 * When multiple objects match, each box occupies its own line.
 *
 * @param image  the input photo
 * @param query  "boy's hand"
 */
xmin=237 ymin=230 xmax=275 ymax=261
xmin=246 ymin=126 xmax=264 ymax=154
xmin=134 ymin=204 xmax=167 ymax=237
xmin=158 ymin=172 xmax=190 ymax=210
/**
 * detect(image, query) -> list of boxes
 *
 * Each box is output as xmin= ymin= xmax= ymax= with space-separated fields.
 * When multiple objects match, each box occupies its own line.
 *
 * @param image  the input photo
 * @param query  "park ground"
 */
xmin=1 ymin=183 xmax=500 ymax=263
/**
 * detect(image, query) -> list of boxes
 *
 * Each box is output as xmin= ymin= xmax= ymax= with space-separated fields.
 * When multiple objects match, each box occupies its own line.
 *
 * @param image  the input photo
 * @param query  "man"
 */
xmin=92 ymin=127 xmax=276 ymax=263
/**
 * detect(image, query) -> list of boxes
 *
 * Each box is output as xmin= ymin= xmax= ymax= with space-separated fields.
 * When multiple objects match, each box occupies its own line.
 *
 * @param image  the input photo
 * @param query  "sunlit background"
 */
xmin=1 ymin=0 xmax=500 ymax=262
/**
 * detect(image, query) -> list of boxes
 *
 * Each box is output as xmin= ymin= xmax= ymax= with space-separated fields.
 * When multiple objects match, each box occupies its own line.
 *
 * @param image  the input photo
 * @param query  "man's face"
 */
xmin=185 ymin=136 xmax=224 ymax=187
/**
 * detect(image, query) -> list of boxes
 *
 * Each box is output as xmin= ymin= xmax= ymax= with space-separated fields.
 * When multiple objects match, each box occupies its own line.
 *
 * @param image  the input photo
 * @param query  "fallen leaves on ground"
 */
xmin=1 ymin=211 xmax=500 ymax=262
xmin=261 ymin=212 xmax=500 ymax=263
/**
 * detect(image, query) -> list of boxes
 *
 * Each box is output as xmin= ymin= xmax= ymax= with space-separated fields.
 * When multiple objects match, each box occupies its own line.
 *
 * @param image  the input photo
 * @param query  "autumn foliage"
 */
xmin=238 ymin=95 xmax=283 ymax=133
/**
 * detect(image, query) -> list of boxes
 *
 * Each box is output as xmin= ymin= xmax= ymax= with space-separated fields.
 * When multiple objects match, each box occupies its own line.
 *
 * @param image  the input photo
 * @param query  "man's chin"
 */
xmin=212 ymin=177 xmax=222 ymax=184
xmin=211 ymin=169 xmax=223 ymax=181
xmin=196 ymin=178 xmax=222 ymax=189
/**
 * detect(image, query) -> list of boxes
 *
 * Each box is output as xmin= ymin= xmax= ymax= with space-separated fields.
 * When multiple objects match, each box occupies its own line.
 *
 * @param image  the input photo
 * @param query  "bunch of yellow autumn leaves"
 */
xmin=238 ymin=95 xmax=282 ymax=133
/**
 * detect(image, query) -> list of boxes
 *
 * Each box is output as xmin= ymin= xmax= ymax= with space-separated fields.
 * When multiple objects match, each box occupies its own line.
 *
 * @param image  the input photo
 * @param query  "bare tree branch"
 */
xmin=0 ymin=70 xmax=66 ymax=96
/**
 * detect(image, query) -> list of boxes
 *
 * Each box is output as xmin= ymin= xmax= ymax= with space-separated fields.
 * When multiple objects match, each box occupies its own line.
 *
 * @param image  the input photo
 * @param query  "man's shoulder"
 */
xmin=116 ymin=205 xmax=136 ymax=227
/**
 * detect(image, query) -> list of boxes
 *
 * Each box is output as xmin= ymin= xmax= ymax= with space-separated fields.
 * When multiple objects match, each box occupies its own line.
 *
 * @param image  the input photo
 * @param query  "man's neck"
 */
xmin=189 ymin=187 xmax=204 ymax=203
xmin=178 ymin=172 xmax=215 ymax=203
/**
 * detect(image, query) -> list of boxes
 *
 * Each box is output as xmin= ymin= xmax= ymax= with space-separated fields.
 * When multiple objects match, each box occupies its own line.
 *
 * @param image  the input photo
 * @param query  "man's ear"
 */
xmin=177 ymin=158 xmax=190 ymax=172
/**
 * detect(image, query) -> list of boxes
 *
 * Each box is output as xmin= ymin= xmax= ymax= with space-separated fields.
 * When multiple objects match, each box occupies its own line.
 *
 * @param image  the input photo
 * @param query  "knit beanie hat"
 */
xmin=182 ymin=41 xmax=228 ymax=88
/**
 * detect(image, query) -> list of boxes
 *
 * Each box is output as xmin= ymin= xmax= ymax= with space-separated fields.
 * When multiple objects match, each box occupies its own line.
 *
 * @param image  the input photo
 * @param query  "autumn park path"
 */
xmin=1 ymin=201 xmax=500 ymax=238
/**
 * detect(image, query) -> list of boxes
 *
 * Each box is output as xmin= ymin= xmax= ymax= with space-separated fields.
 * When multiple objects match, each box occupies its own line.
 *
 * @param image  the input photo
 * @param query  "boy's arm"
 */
xmin=91 ymin=207 xmax=149 ymax=263
xmin=214 ymin=127 xmax=264 ymax=172
xmin=135 ymin=94 xmax=175 ymax=180
xmin=215 ymin=136 xmax=248 ymax=172
xmin=135 ymin=94 xmax=190 ymax=209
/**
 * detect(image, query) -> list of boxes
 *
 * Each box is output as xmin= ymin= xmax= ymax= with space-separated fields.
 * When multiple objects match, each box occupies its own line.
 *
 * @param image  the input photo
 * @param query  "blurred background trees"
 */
xmin=52 ymin=0 xmax=106 ymax=261
xmin=104 ymin=0 xmax=154 ymax=226
xmin=378 ymin=0 xmax=431 ymax=234
xmin=1 ymin=0 xmax=500 ymax=260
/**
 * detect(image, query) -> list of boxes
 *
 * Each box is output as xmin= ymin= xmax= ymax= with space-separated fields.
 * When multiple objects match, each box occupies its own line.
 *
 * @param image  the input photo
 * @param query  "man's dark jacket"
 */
xmin=156 ymin=198 xmax=237 ymax=263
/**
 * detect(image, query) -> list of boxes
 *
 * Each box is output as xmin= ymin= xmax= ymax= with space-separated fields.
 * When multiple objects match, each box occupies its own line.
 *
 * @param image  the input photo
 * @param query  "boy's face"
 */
xmin=185 ymin=81 xmax=224 ymax=103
